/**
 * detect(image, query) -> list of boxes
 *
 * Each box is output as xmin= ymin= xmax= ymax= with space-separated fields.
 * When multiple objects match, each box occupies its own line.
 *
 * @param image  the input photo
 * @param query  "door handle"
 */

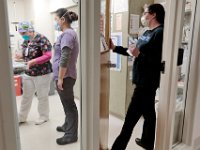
xmin=102 ymin=61 xmax=116 ymax=68
xmin=107 ymin=61 xmax=116 ymax=68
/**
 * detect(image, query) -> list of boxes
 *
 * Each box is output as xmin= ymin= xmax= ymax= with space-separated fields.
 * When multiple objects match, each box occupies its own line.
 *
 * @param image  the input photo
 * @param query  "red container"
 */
xmin=14 ymin=75 xmax=22 ymax=96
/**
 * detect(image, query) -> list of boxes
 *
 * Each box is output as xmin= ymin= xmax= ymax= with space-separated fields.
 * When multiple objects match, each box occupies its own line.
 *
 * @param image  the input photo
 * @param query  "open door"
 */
xmin=100 ymin=0 xmax=114 ymax=149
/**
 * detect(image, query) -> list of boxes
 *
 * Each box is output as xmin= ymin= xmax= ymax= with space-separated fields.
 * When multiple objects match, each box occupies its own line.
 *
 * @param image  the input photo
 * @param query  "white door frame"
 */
xmin=155 ymin=0 xmax=185 ymax=149
xmin=80 ymin=0 xmax=101 ymax=150
xmin=155 ymin=0 xmax=199 ymax=149
xmin=0 ymin=0 xmax=21 ymax=150
xmin=181 ymin=0 xmax=200 ymax=148
xmin=2 ymin=0 xmax=200 ymax=149
xmin=0 ymin=0 xmax=101 ymax=150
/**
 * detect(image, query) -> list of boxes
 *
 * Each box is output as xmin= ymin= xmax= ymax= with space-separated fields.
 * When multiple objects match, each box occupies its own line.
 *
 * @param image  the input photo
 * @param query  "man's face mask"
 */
xmin=141 ymin=15 xmax=149 ymax=27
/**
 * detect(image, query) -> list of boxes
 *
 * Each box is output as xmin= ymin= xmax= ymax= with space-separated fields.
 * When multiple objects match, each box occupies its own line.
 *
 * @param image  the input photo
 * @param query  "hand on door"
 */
xmin=109 ymin=38 xmax=116 ymax=50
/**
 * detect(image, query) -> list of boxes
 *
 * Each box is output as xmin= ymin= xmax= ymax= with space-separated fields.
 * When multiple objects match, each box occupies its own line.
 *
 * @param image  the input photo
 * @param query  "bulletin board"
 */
xmin=128 ymin=0 xmax=154 ymax=35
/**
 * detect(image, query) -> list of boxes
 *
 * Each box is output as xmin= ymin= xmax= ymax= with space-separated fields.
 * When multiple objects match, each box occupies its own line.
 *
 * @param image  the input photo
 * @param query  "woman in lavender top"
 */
xmin=53 ymin=8 xmax=79 ymax=145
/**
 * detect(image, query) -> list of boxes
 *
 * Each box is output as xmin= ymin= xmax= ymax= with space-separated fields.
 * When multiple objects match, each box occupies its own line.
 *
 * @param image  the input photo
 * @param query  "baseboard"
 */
xmin=109 ymin=111 xmax=125 ymax=120
xmin=194 ymin=136 xmax=200 ymax=150
xmin=172 ymin=144 xmax=193 ymax=150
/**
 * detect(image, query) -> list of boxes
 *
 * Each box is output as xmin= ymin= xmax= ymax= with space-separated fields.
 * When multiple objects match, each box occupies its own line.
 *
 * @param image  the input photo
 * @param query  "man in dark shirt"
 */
xmin=110 ymin=4 xmax=165 ymax=150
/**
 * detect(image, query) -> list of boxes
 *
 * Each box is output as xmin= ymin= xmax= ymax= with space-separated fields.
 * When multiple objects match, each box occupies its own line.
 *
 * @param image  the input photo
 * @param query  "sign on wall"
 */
xmin=129 ymin=14 xmax=140 ymax=35
xmin=111 ymin=0 xmax=128 ymax=13
xmin=110 ymin=32 xmax=122 ymax=71
xmin=115 ymin=13 xmax=122 ymax=31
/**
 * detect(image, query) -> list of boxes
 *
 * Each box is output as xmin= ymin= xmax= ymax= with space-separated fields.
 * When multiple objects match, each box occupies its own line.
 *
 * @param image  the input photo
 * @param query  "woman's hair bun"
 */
xmin=68 ymin=11 xmax=78 ymax=22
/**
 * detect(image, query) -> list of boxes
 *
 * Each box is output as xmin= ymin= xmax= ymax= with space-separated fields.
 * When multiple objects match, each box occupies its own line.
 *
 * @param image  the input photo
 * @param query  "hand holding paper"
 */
xmin=132 ymin=47 xmax=140 ymax=57
xmin=127 ymin=44 xmax=140 ymax=57
xmin=127 ymin=44 xmax=135 ymax=56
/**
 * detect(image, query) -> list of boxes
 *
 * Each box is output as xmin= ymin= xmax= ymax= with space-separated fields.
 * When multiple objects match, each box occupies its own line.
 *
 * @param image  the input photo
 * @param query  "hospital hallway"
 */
xmin=16 ymin=93 xmax=145 ymax=150
xmin=1 ymin=0 xmax=200 ymax=149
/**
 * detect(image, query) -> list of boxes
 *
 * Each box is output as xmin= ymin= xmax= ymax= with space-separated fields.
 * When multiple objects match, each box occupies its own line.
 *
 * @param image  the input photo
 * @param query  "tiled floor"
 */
xmin=16 ymin=94 xmax=145 ymax=150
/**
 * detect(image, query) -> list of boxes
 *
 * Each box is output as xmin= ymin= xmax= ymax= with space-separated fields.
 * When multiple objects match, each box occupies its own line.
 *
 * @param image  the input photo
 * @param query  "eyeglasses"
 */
xmin=143 ymin=11 xmax=150 ymax=15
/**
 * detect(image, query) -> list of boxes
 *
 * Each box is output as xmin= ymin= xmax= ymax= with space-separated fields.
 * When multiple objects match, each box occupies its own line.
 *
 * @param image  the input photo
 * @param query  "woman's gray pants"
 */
xmin=56 ymin=77 xmax=78 ymax=138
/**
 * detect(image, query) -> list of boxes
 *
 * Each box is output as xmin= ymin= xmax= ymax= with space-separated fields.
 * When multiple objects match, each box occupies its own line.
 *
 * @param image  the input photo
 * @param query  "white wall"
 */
xmin=154 ymin=0 xmax=165 ymax=3
xmin=192 ymin=22 xmax=200 ymax=149
xmin=23 ymin=0 xmax=54 ymax=43
xmin=29 ymin=0 xmax=54 ymax=43
xmin=183 ymin=1 xmax=200 ymax=148
xmin=7 ymin=0 xmax=77 ymax=45
xmin=49 ymin=0 xmax=77 ymax=12
xmin=193 ymin=92 xmax=200 ymax=149
xmin=7 ymin=0 xmax=25 ymax=33
xmin=7 ymin=0 xmax=25 ymax=53
xmin=22 ymin=0 xmax=78 ymax=44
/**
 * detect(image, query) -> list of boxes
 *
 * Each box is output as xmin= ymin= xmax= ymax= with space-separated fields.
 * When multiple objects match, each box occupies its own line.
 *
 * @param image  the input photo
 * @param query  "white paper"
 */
xmin=129 ymin=14 xmax=140 ymax=35
xmin=127 ymin=36 xmax=137 ymax=66
xmin=126 ymin=49 xmax=133 ymax=56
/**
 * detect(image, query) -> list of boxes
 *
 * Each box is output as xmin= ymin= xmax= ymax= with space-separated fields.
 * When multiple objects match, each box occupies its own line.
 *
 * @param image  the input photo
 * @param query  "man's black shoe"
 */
xmin=135 ymin=138 xmax=153 ymax=150
xmin=56 ymin=126 xmax=65 ymax=132
xmin=56 ymin=135 xmax=78 ymax=145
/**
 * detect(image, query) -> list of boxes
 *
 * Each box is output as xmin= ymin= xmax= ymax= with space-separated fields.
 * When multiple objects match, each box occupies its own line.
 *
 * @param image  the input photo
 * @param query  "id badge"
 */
xmin=25 ymin=47 xmax=29 ymax=56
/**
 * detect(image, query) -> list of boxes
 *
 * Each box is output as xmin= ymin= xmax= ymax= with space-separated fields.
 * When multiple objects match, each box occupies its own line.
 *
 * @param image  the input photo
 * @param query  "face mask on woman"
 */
xmin=54 ymin=22 xmax=61 ymax=31
xmin=54 ymin=11 xmax=68 ymax=31
xmin=22 ymin=35 xmax=30 ymax=41
xmin=141 ymin=16 xmax=149 ymax=27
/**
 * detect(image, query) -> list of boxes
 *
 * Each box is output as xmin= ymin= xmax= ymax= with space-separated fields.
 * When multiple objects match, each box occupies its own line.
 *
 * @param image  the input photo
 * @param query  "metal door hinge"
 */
xmin=161 ymin=61 xmax=165 ymax=74
xmin=177 ymin=48 xmax=184 ymax=66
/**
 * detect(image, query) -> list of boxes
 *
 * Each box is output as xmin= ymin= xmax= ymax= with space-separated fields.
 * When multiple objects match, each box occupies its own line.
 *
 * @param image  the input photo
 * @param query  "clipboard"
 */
xmin=100 ymin=32 xmax=109 ymax=52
